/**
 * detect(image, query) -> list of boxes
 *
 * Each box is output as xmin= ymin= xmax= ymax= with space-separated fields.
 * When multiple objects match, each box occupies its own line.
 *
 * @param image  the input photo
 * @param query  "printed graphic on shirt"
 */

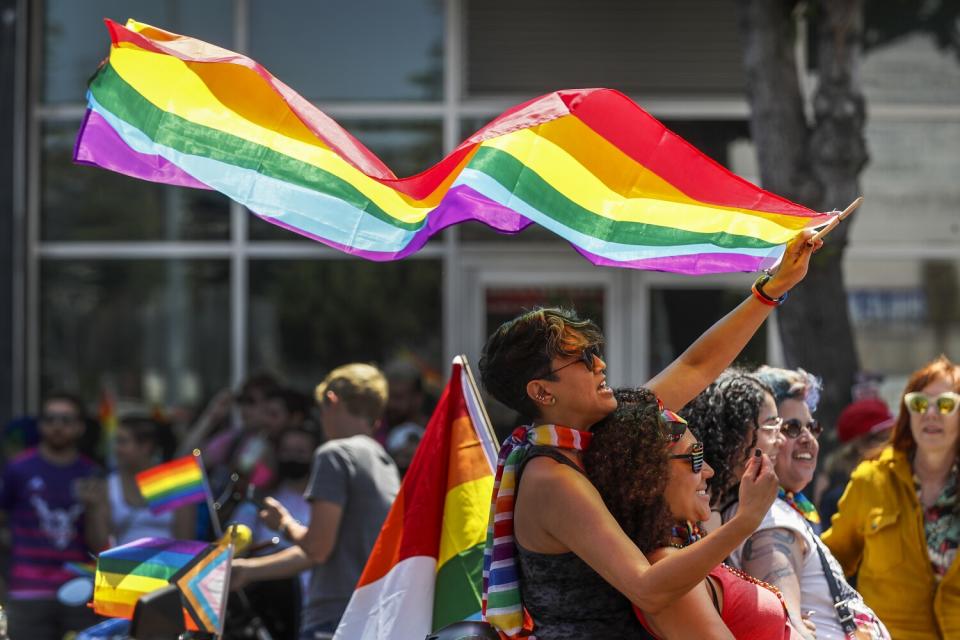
xmin=30 ymin=493 xmax=84 ymax=550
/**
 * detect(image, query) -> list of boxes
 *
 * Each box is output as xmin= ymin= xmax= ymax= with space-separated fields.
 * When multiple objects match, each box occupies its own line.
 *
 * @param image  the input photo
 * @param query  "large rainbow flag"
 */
xmin=333 ymin=358 xmax=498 ymax=638
xmin=74 ymin=19 xmax=833 ymax=275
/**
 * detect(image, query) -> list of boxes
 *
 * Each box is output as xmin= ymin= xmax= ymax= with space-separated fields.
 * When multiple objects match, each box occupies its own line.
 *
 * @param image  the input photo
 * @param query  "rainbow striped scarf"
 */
xmin=482 ymin=425 xmax=593 ymax=638
xmin=778 ymin=487 xmax=821 ymax=525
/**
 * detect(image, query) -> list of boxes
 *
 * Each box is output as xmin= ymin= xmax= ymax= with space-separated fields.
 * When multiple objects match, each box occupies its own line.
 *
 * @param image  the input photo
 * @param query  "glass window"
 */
xmin=247 ymin=259 xmax=442 ymax=389
xmin=649 ymin=287 xmax=767 ymax=375
xmin=851 ymin=120 xmax=960 ymax=246
xmin=248 ymin=0 xmax=443 ymax=101
xmin=466 ymin=0 xmax=744 ymax=96
xmin=845 ymin=257 xmax=960 ymax=394
xmin=248 ymin=119 xmax=444 ymax=240
xmin=43 ymin=0 xmax=233 ymax=104
xmin=41 ymin=121 xmax=231 ymax=241
xmin=39 ymin=259 xmax=230 ymax=410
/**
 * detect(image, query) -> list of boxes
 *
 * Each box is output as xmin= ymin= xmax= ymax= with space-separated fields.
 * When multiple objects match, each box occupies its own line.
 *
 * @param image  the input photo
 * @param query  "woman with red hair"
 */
xmin=823 ymin=355 xmax=960 ymax=639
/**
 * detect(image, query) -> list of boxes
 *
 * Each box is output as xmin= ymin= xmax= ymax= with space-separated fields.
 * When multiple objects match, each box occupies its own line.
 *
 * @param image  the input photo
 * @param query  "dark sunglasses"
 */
xmin=781 ymin=418 xmax=822 ymax=439
xmin=40 ymin=413 xmax=80 ymax=425
xmin=669 ymin=441 xmax=704 ymax=473
xmin=544 ymin=345 xmax=603 ymax=377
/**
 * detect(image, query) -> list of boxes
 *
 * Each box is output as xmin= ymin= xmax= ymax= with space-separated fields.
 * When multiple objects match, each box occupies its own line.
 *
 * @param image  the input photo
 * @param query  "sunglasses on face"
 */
xmin=544 ymin=345 xmax=603 ymax=377
xmin=40 ymin=413 xmax=80 ymax=426
xmin=669 ymin=441 xmax=704 ymax=473
xmin=904 ymin=391 xmax=960 ymax=416
xmin=781 ymin=418 xmax=822 ymax=439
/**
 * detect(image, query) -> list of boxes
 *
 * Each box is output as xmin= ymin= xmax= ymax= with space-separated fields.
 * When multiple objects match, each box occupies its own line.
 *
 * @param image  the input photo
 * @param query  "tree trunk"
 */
xmin=737 ymin=0 xmax=867 ymax=429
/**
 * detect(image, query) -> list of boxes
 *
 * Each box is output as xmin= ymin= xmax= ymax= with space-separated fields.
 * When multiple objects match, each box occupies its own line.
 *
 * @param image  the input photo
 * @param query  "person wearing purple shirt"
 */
xmin=0 ymin=392 xmax=104 ymax=640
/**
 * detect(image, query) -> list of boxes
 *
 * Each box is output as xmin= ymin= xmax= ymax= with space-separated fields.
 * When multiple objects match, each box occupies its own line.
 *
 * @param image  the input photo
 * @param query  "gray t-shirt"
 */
xmin=301 ymin=434 xmax=400 ymax=629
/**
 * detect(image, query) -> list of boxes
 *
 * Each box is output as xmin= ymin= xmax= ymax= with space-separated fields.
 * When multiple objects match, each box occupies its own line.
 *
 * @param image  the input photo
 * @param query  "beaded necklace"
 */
xmin=669 ymin=521 xmax=704 ymax=546
xmin=667 ymin=520 xmax=789 ymax=615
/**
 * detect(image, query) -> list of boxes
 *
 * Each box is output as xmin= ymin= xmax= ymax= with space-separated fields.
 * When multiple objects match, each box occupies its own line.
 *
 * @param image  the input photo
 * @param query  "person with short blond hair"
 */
xmin=232 ymin=363 xmax=400 ymax=640
xmin=314 ymin=363 xmax=389 ymax=426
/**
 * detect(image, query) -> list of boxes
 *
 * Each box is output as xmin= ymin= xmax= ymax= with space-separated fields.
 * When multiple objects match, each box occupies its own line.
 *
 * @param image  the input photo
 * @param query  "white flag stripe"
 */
xmin=333 ymin=556 xmax=436 ymax=640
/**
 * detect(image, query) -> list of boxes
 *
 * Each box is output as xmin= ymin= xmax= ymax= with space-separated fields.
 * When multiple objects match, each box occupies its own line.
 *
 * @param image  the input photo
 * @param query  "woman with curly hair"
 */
xmin=680 ymin=370 xmax=785 ymax=521
xmin=586 ymin=387 xmax=804 ymax=639
xmin=718 ymin=366 xmax=888 ymax=640
xmin=478 ymin=232 xmax=820 ymax=638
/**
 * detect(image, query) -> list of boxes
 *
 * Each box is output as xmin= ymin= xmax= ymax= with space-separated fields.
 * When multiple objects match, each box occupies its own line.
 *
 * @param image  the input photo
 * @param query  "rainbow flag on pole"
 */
xmin=333 ymin=358 xmax=498 ymax=639
xmin=74 ymin=19 xmax=833 ymax=275
xmin=135 ymin=452 xmax=207 ymax=514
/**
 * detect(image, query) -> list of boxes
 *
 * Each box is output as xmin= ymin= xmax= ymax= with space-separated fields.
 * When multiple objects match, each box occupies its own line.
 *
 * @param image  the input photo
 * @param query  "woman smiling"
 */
xmin=478 ymin=232 xmax=820 ymax=638
xmin=824 ymin=356 xmax=960 ymax=639
xmin=587 ymin=387 xmax=803 ymax=639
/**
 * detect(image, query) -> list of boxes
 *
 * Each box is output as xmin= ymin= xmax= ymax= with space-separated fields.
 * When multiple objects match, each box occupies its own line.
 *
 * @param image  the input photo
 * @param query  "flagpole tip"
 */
xmin=192 ymin=448 xmax=201 ymax=457
xmin=452 ymin=355 xmax=465 ymax=365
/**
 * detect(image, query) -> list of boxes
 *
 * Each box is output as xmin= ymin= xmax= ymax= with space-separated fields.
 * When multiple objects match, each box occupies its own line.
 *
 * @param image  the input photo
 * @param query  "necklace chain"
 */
xmin=669 ymin=539 xmax=788 ymax=615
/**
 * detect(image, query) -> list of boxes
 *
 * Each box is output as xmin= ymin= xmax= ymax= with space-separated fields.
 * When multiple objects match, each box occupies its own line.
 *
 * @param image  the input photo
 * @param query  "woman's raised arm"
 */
xmin=647 ymin=230 xmax=821 ymax=410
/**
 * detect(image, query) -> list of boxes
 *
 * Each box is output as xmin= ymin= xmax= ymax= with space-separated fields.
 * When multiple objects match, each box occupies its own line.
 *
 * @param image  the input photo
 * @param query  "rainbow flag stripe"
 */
xmin=93 ymin=537 xmax=207 ymax=619
xmin=334 ymin=361 xmax=496 ymax=638
xmin=135 ymin=454 xmax=206 ymax=514
xmin=74 ymin=19 xmax=832 ymax=275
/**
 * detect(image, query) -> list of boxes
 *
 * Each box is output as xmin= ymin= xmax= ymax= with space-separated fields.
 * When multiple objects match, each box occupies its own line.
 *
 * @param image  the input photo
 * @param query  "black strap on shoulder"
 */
xmin=517 ymin=446 xmax=585 ymax=482
xmin=803 ymin=519 xmax=858 ymax=635
xmin=705 ymin=575 xmax=720 ymax=614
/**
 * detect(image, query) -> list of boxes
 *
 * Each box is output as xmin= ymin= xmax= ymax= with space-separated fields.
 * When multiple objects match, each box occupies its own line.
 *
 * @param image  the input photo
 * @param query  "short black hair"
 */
xmin=479 ymin=307 xmax=602 ymax=421
xmin=238 ymin=372 xmax=280 ymax=401
xmin=267 ymin=387 xmax=312 ymax=418
xmin=118 ymin=415 xmax=177 ymax=461
xmin=41 ymin=391 xmax=88 ymax=421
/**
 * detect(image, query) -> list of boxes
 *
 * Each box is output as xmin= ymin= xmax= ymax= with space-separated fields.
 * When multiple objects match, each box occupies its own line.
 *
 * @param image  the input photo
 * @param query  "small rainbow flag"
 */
xmin=74 ymin=19 xmax=834 ymax=276
xmin=93 ymin=537 xmax=207 ymax=620
xmin=334 ymin=359 xmax=497 ymax=638
xmin=135 ymin=453 xmax=207 ymax=514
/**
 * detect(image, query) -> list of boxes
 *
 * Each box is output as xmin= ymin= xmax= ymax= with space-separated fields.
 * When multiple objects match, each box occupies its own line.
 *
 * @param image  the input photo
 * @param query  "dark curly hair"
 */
xmin=680 ymin=369 xmax=774 ymax=509
xmin=479 ymin=307 xmax=603 ymax=421
xmin=583 ymin=387 xmax=673 ymax=554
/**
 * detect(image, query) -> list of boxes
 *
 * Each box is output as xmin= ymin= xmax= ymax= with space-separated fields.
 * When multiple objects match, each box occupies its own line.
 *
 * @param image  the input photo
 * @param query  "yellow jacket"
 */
xmin=822 ymin=446 xmax=960 ymax=640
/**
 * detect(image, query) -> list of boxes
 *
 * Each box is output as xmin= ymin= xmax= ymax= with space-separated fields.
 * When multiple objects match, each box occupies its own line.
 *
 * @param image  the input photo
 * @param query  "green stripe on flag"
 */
xmin=432 ymin=544 xmax=485 ymax=631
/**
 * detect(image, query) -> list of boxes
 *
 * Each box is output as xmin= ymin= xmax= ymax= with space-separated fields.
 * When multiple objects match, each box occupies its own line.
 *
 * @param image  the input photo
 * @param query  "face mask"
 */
xmin=277 ymin=460 xmax=311 ymax=480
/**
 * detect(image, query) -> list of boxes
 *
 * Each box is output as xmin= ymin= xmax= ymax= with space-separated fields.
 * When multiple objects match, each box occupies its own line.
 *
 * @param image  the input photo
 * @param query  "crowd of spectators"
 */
xmin=1 ymin=343 xmax=957 ymax=639
xmin=0 ymin=359 xmax=432 ymax=640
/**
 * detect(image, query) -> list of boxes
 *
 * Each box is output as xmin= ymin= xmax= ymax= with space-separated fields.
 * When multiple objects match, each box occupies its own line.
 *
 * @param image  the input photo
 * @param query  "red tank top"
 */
xmin=635 ymin=564 xmax=803 ymax=639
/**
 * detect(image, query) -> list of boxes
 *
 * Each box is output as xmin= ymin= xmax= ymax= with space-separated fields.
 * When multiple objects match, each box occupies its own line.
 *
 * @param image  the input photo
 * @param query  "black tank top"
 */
xmin=515 ymin=446 xmax=653 ymax=639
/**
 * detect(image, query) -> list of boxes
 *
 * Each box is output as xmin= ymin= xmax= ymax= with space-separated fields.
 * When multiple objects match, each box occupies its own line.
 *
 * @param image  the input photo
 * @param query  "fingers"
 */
xmin=742 ymin=452 xmax=758 ymax=480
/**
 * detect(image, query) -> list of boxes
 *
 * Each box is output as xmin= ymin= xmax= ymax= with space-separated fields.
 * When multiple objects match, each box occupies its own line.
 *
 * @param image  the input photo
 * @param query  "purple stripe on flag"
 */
xmin=575 ymin=247 xmax=777 ymax=275
xmin=147 ymin=489 xmax=207 ymax=514
xmin=74 ymin=109 xmax=211 ymax=190
xmin=105 ymin=537 xmax=208 ymax=557
xmin=259 ymin=184 xmax=533 ymax=261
